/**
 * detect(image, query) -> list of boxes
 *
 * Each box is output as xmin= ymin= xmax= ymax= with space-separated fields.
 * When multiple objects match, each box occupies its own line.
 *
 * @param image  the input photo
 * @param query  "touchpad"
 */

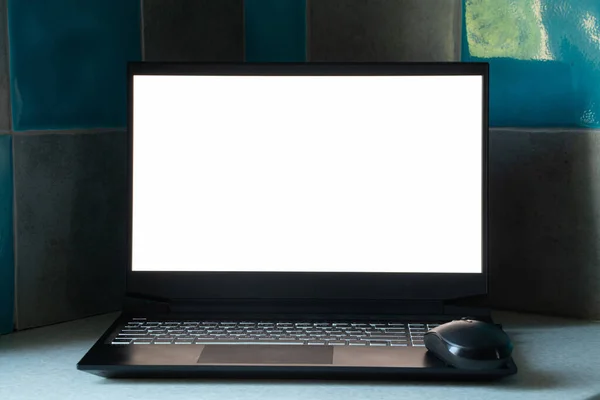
xmin=198 ymin=345 xmax=333 ymax=365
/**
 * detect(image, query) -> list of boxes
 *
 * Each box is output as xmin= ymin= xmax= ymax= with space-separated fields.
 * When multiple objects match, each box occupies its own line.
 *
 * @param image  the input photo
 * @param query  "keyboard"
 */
xmin=111 ymin=319 xmax=442 ymax=347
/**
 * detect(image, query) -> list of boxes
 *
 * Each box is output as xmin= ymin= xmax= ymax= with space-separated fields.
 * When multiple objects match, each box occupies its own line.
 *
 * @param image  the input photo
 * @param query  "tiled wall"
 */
xmin=464 ymin=0 xmax=600 ymax=319
xmin=3 ymin=0 xmax=245 ymax=331
xmin=1 ymin=0 xmax=600 ymax=332
xmin=5 ymin=0 xmax=143 ymax=330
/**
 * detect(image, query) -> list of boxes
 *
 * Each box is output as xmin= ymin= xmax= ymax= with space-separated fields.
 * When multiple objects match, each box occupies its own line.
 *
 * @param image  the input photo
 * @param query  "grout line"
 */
xmin=491 ymin=127 xmax=600 ymax=133
xmin=11 ymin=134 xmax=18 ymax=331
xmin=11 ymin=128 xmax=126 ymax=136
xmin=305 ymin=0 xmax=310 ymax=62
xmin=140 ymin=0 xmax=146 ymax=60
xmin=242 ymin=0 xmax=246 ymax=62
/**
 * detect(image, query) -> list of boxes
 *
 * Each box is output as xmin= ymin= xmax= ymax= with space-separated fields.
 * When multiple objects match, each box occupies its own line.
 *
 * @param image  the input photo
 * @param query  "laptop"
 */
xmin=77 ymin=62 xmax=517 ymax=380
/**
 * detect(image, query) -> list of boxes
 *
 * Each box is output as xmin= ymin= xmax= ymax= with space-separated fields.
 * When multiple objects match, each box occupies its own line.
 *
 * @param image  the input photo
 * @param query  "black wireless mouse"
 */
xmin=424 ymin=319 xmax=513 ymax=370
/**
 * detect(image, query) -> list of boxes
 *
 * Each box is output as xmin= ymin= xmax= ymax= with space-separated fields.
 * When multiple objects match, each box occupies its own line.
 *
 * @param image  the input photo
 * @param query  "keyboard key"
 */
xmin=390 ymin=342 xmax=408 ymax=347
xmin=196 ymin=341 xmax=305 ymax=345
xmin=119 ymin=333 xmax=148 ymax=338
xmin=327 ymin=341 xmax=347 ymax=346
xmin=368 ymin=341 xmax=389 ymax=346
xmin=383 ymin=328 xmax=407 ymax=333
xmin=111 ymin=339 xmax=132 ymax=345
xmin=174 ymin=340 xmax=194 ymax=344
xmin=132 ymin=338 xmax=153 ymax=344
xmin=308 ymin=341 xmax=326 ymax=345
xmin=348 ymin=341 xmax=367 ymax=346
xmin=368 ymin=336 xmax=404 ymax=340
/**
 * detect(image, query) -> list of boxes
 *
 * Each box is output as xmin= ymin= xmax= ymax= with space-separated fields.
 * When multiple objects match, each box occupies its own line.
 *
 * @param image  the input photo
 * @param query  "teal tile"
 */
xmin=245 ymin=0 xmax=306 ymax=62
xmin=0 ymin=134 xmax=13 ymax=334
xmin=8 ymin=0 xmax=141 ymax=131
xmin=463 ymin=0 xmax=600 ymax=128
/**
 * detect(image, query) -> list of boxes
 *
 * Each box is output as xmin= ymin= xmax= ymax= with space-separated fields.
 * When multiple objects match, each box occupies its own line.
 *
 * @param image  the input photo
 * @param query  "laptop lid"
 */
xmin=126 ymin=63 xmax=488 ymax=307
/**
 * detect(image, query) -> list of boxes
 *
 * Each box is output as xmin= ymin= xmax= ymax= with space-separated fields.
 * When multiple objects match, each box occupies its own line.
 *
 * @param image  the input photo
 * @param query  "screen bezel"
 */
xmin=126 ymin=62 xmax=489 ymax=301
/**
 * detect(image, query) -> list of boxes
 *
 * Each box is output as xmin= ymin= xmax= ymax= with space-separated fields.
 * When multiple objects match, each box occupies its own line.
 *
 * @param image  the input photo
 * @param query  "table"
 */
xmin=1 ymin=311 xmax=599 ymax=400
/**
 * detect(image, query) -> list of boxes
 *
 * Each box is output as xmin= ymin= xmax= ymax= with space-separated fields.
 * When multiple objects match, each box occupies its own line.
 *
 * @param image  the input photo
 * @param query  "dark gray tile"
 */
xmin=143 ymin=0 xmax=244 ymax=61
xmin=489 ymin=129 xmax=600 ymax=319
xmin=0 ymin=0 xmax=10 ymax=130
xmin=309 ymin=0 xmax=461 ymax=62
xmin=14 ymin=131 xmax=128 ymax=329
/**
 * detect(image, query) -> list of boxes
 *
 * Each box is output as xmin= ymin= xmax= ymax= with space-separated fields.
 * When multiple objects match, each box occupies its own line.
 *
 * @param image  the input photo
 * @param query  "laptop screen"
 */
xmin=132 ymin=74 xmax=483 ymax=274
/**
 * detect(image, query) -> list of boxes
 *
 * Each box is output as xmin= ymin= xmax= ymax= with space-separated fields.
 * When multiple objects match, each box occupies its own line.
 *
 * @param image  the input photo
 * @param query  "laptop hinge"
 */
xmin=123 ymin=294 xmax=490 ymax=320
xmin=443 ymin=295 xmax=491 ymax=321
xmin=158 ymin=298 xmax=446 ymax=320
xmin=124 ymin=293 xmax=171 ymax=315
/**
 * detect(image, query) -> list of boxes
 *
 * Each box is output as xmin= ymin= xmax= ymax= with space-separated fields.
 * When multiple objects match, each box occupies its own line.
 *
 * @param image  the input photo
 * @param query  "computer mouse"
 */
xmin=424 ymin=319 xmax=513 ymax=370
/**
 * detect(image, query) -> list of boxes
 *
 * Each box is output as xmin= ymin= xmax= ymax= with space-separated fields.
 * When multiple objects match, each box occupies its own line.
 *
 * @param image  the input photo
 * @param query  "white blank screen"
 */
xmin=132 ymin=75 xmax=482 ymax=273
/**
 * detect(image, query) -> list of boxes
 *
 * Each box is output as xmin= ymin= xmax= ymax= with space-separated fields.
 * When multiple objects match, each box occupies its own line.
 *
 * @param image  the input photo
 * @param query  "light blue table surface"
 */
xmin=1 ymin=311 xmax=599 ymax=400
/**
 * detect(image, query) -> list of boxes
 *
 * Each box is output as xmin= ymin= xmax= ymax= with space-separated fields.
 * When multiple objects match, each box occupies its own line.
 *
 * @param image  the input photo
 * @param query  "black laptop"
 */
xmin=77 ymin=62 xmax=517 ymax=379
